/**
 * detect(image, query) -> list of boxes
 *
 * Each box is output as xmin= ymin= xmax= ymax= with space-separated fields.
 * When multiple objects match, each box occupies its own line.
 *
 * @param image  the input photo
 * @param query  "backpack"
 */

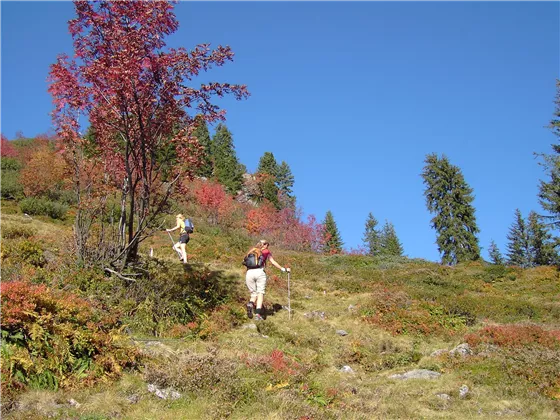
xmin=183 ymin=218 xmax=194 ymax=234
xmin=243 ymin=248 xmax=265 ymax=269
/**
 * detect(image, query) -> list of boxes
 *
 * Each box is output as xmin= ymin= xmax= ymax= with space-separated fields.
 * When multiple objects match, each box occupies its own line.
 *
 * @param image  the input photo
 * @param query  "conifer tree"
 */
xmin=256 ymin=152 xmax=280 ymax=208
xmin=363 ymin=212 xmax=381 ymax=256
xmin=193 ymin=116 xmax=213 ymax=178
xmin=506 ymin=209 xmax=530 ymax=267
xmin=488 ymin=239 xmax=504 ymax=265
xmin=211 ymin=124 xmax=244 ymax=195
xmin=538 ymin=80 xmax=560 ymax=230
xmin=527 ymin=211 xmax=557 ymax=266
xmin=422 ymin=153 xmax=481 ymax=265
xmin=322 ymin=210 xmax=343 ymax=254
xmin=276 ymin=161 xmax=296 ymax=208
xmin=379 ymin=220 xmax=404 ymax=256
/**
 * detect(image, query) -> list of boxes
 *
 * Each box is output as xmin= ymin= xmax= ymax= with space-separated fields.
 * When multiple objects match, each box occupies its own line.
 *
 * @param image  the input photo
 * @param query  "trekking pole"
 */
xmin=167 ymin=231 xmax=182 ymax=258
xmin=287 ymin=268 xmax=292 ymax=321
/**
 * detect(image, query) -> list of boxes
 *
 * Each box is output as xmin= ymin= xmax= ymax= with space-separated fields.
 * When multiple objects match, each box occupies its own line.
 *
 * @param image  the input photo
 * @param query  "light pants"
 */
xmin=245 ymin=268 xmax=267 ymax=299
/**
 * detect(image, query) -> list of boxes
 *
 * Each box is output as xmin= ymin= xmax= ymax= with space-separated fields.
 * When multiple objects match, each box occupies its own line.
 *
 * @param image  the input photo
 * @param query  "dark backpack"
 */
xmin=243 ymin=248 xmax=265 ymax=269
xmin=184 ymin=218 xmax=194 ymax=234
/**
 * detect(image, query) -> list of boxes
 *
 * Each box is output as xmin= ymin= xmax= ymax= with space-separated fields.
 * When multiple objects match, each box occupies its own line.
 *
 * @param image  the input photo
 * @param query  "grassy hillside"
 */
xmin=1 ymin=202 xmax=559 ymax=419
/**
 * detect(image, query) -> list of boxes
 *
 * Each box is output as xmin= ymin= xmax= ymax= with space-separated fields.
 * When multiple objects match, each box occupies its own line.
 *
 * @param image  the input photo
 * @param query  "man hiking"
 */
xmin=244 ymin=239 xmax=290 ymax=321
xmin=166 ymin=214 xmax=191 ymax=264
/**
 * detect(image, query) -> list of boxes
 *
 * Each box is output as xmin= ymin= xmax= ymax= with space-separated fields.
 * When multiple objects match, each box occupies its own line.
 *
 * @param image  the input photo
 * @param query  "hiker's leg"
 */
xmin=255 ymin=269 xmax=267 ymax=312
xmin=180 ymin=243 xmax=187 ymax=263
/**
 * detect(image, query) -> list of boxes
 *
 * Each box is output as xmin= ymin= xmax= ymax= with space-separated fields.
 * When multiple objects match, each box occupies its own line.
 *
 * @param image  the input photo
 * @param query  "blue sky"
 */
xmin=2 ymin=1 xmax=559 ymax=262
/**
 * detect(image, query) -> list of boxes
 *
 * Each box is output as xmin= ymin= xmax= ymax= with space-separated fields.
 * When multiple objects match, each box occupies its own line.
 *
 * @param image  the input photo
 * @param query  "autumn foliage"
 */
xmin=1 ymin=135 xmax=17 ymax=158
xmin=1 ymin=281 xmax=139 ymax=403
xmin=19 ymin=146 xmax=68 ymax=198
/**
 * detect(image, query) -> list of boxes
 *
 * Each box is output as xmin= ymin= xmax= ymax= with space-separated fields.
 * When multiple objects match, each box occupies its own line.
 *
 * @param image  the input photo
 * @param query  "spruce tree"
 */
xmin=488 ymin=239 xmax=504 ymax=265
xmin=363 ymin=212 xmax=381 ymax=256
xmin=256 ymin=152 xmax=280 ymax=208
xmin=211 ymin=124 xmax=244 ymax=195
xmin=193 ymin=116 xmax=213 ymax=178
xmin=379 ymin=220 xmax=404 ymax=257
xmin=538 ymin=80 xmax=560 ymax=230
xmin=527 ymin=211 xmax=557 ymax=266
xmin=322 ymin=210 xmax=343 ymax=254
xmin=276 ymin=161 xmax=296 ymax=208
xmin=421 ymin=153 xmax=481 ymax=265
xmin=506 ymin=209 xmax=530 ymax=267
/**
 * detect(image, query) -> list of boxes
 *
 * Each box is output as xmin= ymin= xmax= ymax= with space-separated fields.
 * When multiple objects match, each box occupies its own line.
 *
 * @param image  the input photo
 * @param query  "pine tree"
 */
xmin=488 ymin=239 xmax=504 ymax=265
xmin=379 ymin=220 xmax=404 ymax=256
xmin=276 ymin=161 xmax=296 ymax=208
xmin=527 ymin=211 xmax=557 ymax=266
xmin=363 ymin=212 xmax=381 ymax=256
xmin=256 ymin=152 xmax=280 ymax=208
xmin=538 ymin=80 xmax=560 ymax=230
xmin=322 ymin=210 xmax=343 ymax=254
xmin=506 ymin=209 xmax=530 ymax=267
xmin=211 ymin=124 xmax=244 ymax=195
xmin=193 ymin=116 xmax=213 ymax=178
xmin=421 ymin=153 xmax=480 ymax=265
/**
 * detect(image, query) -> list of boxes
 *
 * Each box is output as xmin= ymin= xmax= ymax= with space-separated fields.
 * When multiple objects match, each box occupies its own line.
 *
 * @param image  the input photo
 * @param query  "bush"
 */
xmin=0 ymin=281 xmax=140 ymax=408
xmin=19 ymin=197 xmax=68 ymax=220
xmin=0 ymin=222 xmax=34 ymax=239
xmin=1 ymin=170 xmax=24 ymax=200
xmin=1 ymin=157 xmax=22 ymax=171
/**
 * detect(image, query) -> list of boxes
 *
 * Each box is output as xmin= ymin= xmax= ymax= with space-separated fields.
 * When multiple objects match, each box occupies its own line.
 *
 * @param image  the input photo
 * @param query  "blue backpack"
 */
xmin=184 ymin=218 xmax=194 ymax=234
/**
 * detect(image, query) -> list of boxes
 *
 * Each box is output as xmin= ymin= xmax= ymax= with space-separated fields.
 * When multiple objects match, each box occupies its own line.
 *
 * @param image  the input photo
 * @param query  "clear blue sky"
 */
xmin=2 ymin=1 xmax=559 ymax=262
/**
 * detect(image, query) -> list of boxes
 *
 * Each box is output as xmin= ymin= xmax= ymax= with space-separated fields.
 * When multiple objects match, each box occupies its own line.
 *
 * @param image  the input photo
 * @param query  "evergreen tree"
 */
xmin=363 ymin=212 xmax=381 ymax=256
xmin=527 ymin=211 xmax=557 ymax=266
xmin=322 ymin=210 xmax=343 ymax=254
xmin=379 ymin=220 xmax=404 ymax=256
xmin=421 ymin=153 xmax=481 ymax=265
xmin=506 ymin=209 xmax=530 ymax=267
xmin=276 ymin=161 xmax=296 ymax=208
xmin=488 ymin=239 xmax=504 ymax=265
xmin=538 ymin=80 xmax=560 ymax=230
xmin=256 ymin=152 xmax=280 ymax=208
xmin=193 ymin=116 xmax=213 ymax=178
xmin=211 ymin=124 xmax=244 ymax=195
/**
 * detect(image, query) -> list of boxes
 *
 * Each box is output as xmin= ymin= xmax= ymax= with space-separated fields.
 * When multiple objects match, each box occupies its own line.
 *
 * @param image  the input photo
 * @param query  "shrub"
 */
xmin=465 ymin=324 xmax=560 ymax=349
xmin=0 ymin=281 xmax=140 ymax=408
xmin=1 ymin=170 xmax=24 ymax=200
xmin=19 ymin=197 xmax=68 ymax=220
xmin=1 ymin=157 xmax=22 ymax=171
xmin=1 ymin=222 xmax=34 ymax=239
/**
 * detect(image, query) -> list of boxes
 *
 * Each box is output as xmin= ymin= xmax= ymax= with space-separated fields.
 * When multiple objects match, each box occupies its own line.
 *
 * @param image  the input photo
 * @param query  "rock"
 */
xmin=389 ymin=369 xmax=441 ymax=380
xmin=127 ymin=394 xmax=140 ymax=404
xmin=304 ymin=311 xmax=326 ymax=320
xmin=459 ymin=384 xmax=469 ymax=399
xmin=147 ymin=383 xmax=181 ymax=400
xmin=339 ymin=365 xmax=355 ymax=374
xmin=43 ymin=250 xmax=57 ymax=264
xmin=336 ymin=330 xmax=349 ymax=336
xmin=241 ymin=323 xmax=257 ymax=330
xmin=68 ymin=398 xmax=81 ymax=408
xmin=450 ymin=343 xmax=472 ymax=357
xmin=436 ymin=393 xmax=451 ymax=400
xmin=348 ymin=304 xmax=357 ymax=312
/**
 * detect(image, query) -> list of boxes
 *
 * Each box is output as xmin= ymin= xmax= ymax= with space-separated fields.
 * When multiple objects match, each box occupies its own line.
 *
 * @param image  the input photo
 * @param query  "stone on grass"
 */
xmin=459 ymin=384 xmax=469 ymax=398
xmin=389 ymin=369 xmax=441 ymax=380
xmin=450 ymin=343 xmax=472 ymax=357
xmin=339 ymin=365 xmax=355 ymax=374
xmin=241 ymin=323 xmax=257 ymax=330
xmin=436 ymin=393 xmax=451 ymax=400
xmin=336 ymin=330 xmax=349 ymax=336
xmin=147 ymin=384 xmax=181 ymax=400
xmin=68 ymin=399 xmax=81 ymax=408
xmin=304 ymin=311 xmax=326 ymax=320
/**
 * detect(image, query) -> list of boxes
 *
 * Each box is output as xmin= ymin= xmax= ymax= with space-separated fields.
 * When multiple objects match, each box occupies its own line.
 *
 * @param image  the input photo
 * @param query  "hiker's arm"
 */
xmin=268 ymin=256 xmax=288 ymax=272
xmin=166 ymin=221 xmax=180 ymax=232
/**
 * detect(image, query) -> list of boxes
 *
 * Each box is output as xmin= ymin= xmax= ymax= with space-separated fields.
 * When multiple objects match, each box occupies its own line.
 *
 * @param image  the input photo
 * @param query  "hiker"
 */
xmin=166 ymin=214 xmax=190 ymax=264
xmin=244 ymin=239 xmax=290 ymax=321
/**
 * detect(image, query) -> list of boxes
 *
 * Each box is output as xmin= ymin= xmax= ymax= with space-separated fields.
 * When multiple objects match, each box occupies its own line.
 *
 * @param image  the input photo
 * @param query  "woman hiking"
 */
xmin=244 ymin=239 xmax=290 ymax=321
xmin=166 ymin=214 xmax=190 ymax=264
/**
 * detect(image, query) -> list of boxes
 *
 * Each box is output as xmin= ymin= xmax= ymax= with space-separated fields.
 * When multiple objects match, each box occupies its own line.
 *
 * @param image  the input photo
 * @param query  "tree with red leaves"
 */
xmin=48 ymin=1 xmax=249 ymax=268
xmin=1 ymin=135 xmax=17 ymax=158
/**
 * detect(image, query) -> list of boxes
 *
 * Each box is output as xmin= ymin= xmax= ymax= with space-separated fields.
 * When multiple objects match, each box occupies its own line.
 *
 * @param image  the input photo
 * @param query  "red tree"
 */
xmin=48 ymin=1 xmax=249 ymax=267
xmin=1 ymin=135 xmax=17 ymax=158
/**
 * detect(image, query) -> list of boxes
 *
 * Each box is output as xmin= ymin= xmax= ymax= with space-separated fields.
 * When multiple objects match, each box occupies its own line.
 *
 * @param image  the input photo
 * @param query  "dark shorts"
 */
xmin=179 ymin=233 xmax=190 ymax=244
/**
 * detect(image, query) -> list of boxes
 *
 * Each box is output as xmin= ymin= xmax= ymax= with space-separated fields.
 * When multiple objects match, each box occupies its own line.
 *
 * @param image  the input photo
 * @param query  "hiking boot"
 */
xmin=254 ymin=313 xmax=264 ymax=321
xmin=246 ymin=302 xmax=254 ymax=319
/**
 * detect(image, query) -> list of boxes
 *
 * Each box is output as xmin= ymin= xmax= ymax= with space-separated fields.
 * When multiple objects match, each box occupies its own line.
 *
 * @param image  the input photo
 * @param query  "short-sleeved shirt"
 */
xmin=261 ymin=249 xmax=271 ymax=266
xmin=179 ymin=219 xmax=187 ymax=234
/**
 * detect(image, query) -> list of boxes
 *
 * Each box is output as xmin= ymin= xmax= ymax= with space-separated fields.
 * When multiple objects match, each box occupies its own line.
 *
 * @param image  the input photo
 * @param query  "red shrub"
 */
xmin=465 ymin=324 xmax=560 ymax=349
xmin=1 ymin=135 xmax=17 ymax=158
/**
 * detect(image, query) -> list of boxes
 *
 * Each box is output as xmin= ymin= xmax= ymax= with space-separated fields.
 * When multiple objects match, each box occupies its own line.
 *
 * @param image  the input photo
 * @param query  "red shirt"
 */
xmin=262 ymin=249 xmax=271 ymax=266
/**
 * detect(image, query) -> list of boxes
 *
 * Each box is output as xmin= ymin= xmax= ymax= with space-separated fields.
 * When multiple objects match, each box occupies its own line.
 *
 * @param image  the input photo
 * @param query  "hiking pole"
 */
xmin=287 ymin=268 xmax=292 ymax=321
xmin=167 ymin=231 xmax=182 ymax=258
